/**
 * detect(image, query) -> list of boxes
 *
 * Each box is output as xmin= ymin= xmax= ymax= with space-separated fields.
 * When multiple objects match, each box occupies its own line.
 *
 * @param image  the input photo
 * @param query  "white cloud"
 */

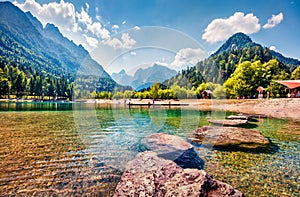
xmin=102 ymin=33 xmax=136 ymax=49
xmin=155 ymin=61 xmax=169 ymax=67
xmin=13 ymin=0 xmax=112 ymax=50
xmin=121 ymin=33 xmax=136 ymax=48
xmin=202 ymin=12 xmax=261 ymax=43
xmin=122 ymin=20 xmax=127 ymax=25
xmin=133 ymin=26 xmax=141 ymax=31
xmin=171 ymin=48 xmax=207 ymax=68
xmin=112 ymin=25 xmax=119 ymax=29
xmin=85 ymin=3 xmax=89 ymax=11
xmin=96 ymin=15 xmax=101 ymax=21
xmin=87 ymin=22 xmax=110 ymax=39
xmin=76 ymin=6 xmax=92 ymax=25
xmin=269 ymin=46 xmax=277 ymax=51
xmin=14 ymin=0 xmax=78 ymax=32
xmin=84 ymin=35 xmax=99 ymax=49
xmin=263 ymin=13 xmax=284 ymax=29
xmin=130 ymin=51 xmax=137 ymax=56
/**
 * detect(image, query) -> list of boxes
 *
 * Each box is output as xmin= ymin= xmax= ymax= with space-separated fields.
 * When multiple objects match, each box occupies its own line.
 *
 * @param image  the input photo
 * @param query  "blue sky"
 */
xmin=4 ymin=0 xmax=300 ymax=74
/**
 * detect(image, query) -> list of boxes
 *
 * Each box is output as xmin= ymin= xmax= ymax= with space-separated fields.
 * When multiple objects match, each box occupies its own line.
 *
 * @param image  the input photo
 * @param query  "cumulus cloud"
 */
xmin=263 ymin=13 xmax=284 ymax=29
xmin=103 ymin=33 xmax=136 ymax=49
xmin=14 ymin=0 xmax=78 ymax=32
xmin=202 ymin=12 xmax=261 ymax=43
xmin=76 ymin=6 xmax=92 ymax=25
xmin=171 ymin=48 xmax=207 ymax=68
xmin=84 ymin=34 xmax=99 ymax=49
xmin=87 ymin=22 xmax=110 ymax=39
xmin=14 ymin=0 xmax=111 ymax=42
xmin=122 ymin=20 xmax=127 ymax=25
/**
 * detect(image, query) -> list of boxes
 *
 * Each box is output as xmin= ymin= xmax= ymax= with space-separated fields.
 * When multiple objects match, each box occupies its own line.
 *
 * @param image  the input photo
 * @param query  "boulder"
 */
xmin=114 ymin=151 xmax=244 ymax=197
xmin=141 ymin=133 xmax=204 ymax=169
xmin=192 ymin=126 xmax=270 ymax=149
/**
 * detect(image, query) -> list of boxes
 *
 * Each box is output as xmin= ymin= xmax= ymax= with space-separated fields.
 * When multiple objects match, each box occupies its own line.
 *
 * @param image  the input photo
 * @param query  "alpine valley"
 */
xmin=1 ymin=1 xmax=300 ymax=100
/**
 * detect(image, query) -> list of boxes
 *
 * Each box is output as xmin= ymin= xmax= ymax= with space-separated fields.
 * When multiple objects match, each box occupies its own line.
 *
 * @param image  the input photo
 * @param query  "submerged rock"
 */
xmin=114 ymin=151 xmax=244 ymax=197
xmin=192 ymin=126 xmax=270 ymax=149
xmin=141 ymin=133 xmax=204 ymax=169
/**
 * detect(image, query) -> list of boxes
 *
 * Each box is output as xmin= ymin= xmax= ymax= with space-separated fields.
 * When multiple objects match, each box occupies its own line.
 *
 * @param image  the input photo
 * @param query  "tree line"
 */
xmin=2 ymin=59 xmax=300 ymax=100
xmin=0 ymin=64 xmax=73 ymax=100
xmin=94 ymin=59 xmax=300 ymax=100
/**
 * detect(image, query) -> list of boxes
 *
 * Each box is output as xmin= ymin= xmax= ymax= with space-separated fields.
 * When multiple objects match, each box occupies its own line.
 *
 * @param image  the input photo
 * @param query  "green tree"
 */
xmin=224 ymin=59 xmax=289 ymax=98
xmin=149 ymin=82 xmax=160 ymax=100
xmin=212 ymin=84 xmax=226 ymax=99
xmin=291 ymin=66 xmax=300 ymax=79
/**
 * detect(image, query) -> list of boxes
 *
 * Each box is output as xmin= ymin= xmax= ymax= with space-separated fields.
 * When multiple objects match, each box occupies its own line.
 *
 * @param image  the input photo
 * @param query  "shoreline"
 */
xmin=1 ymin=98 xmax=300 ymax=121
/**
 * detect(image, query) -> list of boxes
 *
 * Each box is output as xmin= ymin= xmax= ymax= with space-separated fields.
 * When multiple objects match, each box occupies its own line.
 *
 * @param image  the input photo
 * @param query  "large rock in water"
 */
xmin=141 ymin=133 xmax=204 ymax=169
xmin=192 ymin=126 xmax=270 ymax=149
xmin=114 ymin=151 xmax=244 ymax=197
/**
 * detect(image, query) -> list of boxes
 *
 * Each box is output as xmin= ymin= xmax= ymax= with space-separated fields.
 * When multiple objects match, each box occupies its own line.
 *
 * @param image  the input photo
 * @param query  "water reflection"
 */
xmin=0 ymin=102 xmax=74 ymax=111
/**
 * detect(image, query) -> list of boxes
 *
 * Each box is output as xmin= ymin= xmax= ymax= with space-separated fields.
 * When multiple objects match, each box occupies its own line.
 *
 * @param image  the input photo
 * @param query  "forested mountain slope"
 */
xmin=0 ymin=1 xmax=121 ymax=99
xmin=166 ymin=33 xmax=300 ymax=87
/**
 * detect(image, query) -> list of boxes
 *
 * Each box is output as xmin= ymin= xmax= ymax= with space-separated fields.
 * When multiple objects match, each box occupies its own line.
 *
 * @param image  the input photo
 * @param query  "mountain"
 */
xmin=213 ymin=32 xmax=300 ymax=67
xmin=213 ymin=32 xmax=259 ymax=56
xmin=0 ymin=1 xmax=109 ymax=77
xmin=111 ymin=69 xmax=133 ymax=86
xmin=0 ymin=1 xmax=121 ymax=99
xmin=166 ymin=32 xmax=300 ymax=87
xmin=112 ymin=64 xmax=177 ymax=90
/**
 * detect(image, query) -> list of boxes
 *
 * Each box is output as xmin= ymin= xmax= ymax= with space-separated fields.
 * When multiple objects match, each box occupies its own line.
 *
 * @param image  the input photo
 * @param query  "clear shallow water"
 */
xmin=0 ymin=102 xmax=299 ymax=196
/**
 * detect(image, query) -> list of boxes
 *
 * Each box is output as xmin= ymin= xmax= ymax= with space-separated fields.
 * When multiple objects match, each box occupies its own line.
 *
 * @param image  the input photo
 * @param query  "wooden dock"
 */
xmin=127 ymin=102 xmax=189 ymax=107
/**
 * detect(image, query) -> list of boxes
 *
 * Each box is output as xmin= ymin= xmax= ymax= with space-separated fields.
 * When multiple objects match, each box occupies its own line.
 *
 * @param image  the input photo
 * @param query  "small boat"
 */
xmin=226 ymin=115 xmax=249 ymax=120
xmin=208 ymin=119 xmax=248 ymax=126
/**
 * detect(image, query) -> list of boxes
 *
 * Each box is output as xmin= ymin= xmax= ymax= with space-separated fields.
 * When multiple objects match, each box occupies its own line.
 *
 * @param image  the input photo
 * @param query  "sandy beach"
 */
xmin=197 ymin=98 xmax=300 ymax=121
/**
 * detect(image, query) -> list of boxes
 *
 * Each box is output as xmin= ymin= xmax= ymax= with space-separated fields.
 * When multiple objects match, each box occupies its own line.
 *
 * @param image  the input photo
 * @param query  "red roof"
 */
xmin=275 ymin=80 xmax=300 ymax=89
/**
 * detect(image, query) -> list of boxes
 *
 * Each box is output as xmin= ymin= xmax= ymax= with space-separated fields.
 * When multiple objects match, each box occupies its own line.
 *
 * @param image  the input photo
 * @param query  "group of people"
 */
xmin=287 ymin=90 xmax=300 ymax=98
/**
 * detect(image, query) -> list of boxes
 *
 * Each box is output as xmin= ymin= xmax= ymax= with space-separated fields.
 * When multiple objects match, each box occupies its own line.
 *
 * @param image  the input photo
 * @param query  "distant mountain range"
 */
xmin=112 ymin=63 xmax=177 ymax=90
xmin=166 ymin=32 xmax=300 ymax=87
xmin=0 ymin=1 xmax=110 ymax=78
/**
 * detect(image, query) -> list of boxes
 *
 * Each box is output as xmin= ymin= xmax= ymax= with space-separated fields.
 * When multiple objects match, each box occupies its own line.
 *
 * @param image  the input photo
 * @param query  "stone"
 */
xmin=114 ymin=151 xmax=244 ymax=197
xmin=192 ymin=126 xmax=270 ymax=149
xmin=141 ymin=133 xmax=204 ymax=169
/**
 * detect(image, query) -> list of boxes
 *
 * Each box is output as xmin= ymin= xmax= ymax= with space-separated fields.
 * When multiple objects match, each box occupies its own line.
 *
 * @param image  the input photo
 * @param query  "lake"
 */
xmin=0 ymin=102 xmax=299 ymax=196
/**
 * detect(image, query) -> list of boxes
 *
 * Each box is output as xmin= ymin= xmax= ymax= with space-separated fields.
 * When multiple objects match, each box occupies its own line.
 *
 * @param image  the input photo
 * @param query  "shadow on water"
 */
xmin=188 ymin=136 xmax=279 ymax=154
xmin=240 ymin=122 xmax=259 ymax=129
xmin=211 ymin=141 xmax=280 ymax=154
xmin=138 ymin=142 xmax=205 ymax=170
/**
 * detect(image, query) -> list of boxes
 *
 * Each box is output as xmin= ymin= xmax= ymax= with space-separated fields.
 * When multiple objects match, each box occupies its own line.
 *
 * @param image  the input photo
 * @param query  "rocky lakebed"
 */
xmin=114 ymin=122 xmax=271 ymax=196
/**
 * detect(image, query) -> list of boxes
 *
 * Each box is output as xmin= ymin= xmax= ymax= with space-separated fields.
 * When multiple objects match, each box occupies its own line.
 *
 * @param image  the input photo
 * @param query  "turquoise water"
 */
xmin=0 ymin=102 xmax=299 ymax=196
